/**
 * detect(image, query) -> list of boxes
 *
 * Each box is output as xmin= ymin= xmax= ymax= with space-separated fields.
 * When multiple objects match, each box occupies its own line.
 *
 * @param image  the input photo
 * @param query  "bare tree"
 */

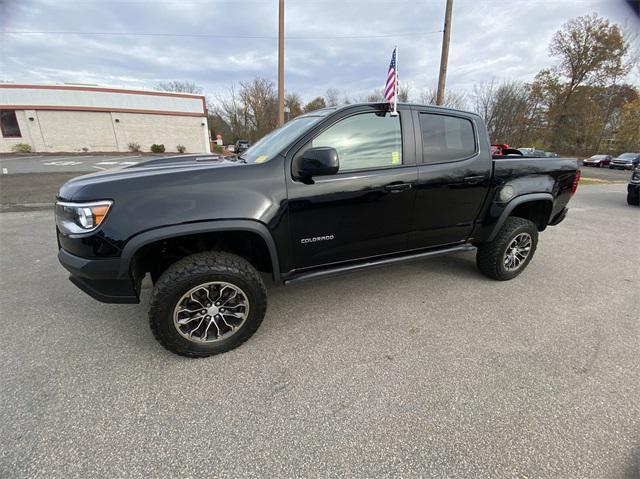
xmin=155 ymin=80 xmax=203 ymax=94
xmin=419 ymin=88 xmax=468 ymax=110
xmin=324 ymin=88 xmax=341 ymax=107
xmin=472 ymin=80 xmax=534 ymax=145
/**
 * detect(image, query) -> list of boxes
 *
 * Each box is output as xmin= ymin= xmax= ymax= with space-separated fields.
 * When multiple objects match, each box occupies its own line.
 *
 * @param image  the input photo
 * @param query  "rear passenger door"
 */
xmin=408 ymin=109 xmax=492 ymax=249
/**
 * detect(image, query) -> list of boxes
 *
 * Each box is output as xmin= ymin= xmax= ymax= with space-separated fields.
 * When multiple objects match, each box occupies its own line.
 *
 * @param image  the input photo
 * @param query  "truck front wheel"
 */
xmin=476 ymin=217 xmax=538 ymax=280
xmin=148 ymin=251 xmax=267 ymax=357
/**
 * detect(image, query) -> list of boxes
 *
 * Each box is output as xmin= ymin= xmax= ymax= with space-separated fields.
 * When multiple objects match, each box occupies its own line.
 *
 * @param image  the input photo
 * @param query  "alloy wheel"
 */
xmin=173 ymin=282 xmax=250 ymax=343
xmin=503 ymin=232 xmax=532 ymax=271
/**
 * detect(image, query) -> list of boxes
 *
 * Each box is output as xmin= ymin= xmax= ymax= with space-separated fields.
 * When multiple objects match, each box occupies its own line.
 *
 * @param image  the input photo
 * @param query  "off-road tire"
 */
xmin=149 ymin=251 xmax=267 ymax=357
xmin=476 ymin=217 xmax=538 ymax=281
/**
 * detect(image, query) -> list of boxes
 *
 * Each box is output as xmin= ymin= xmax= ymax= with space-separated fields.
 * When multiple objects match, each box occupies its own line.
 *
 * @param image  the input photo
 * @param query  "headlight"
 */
xmin=55 ymin=200 xmax=113 ymax=234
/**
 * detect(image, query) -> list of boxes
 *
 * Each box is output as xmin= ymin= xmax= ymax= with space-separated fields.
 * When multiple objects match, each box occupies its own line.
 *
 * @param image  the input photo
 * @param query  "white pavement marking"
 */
xmin=42 ymin=161 xmax=83 ymax=166
xmin=0 ymin=155 xmax=44 ymax=161
xmin=2 ymin=168 xmax=8 ymax=174
xmin=93 ymin=166 xmax=107 ymax=171
xmin=119 ymin=161 xmax=139 ymax=165
xmin=95 ymin=162 xmax=118 ymax=165
xmin=39 ymin=155 xmax=94 ymax=162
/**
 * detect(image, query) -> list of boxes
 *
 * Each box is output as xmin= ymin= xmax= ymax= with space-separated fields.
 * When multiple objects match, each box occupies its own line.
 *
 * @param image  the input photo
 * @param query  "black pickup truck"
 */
xmin=56 ymin=103 xmax=580 ymax=357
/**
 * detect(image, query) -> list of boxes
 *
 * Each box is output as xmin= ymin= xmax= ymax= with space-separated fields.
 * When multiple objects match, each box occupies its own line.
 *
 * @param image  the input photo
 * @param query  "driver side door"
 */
xmin=286 ymin=106 xmax=418 ymax=270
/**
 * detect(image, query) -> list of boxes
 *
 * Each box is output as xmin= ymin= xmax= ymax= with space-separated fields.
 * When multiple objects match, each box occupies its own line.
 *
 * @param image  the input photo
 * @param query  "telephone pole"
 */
xmin=277 ymin=0 xmax=285 ymax=126
xmin=436 ymin=0 xmax=453 ymax=106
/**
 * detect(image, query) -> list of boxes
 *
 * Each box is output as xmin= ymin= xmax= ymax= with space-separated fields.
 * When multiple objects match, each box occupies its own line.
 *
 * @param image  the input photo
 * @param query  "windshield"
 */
xmin=618 ymin=153 xmax=638 ymax=159
xmin=590 ymin=155 xmax=605 ymax=159
xmin=241 ymin=112 xmax=332 ymax=164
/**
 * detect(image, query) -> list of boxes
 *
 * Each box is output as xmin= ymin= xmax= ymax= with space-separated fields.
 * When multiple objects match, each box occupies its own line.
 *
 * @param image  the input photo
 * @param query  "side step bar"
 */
xmin=284 ymin=244 xmax=476 ymax=285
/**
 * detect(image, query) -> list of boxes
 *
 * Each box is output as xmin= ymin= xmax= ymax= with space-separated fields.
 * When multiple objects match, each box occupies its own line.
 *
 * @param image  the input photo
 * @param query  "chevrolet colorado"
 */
xmin=56 ymin=103 xmax=580 ymax=357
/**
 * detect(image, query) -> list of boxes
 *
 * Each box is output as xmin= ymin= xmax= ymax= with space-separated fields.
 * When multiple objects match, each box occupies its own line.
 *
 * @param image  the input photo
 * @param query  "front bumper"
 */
xmin=611 ymin=163 xmax=634 ymax=169
xmin=58 ymin=249 xmax=139 ymax=304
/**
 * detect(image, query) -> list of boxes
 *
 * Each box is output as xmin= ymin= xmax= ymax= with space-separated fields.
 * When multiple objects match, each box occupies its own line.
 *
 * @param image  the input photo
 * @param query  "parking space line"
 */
xmin=95 ymin=162 xmax=119 ymax=165
xmin=2 ymin=168 xmax=8 ymax=174
xmin=93 ymin=166 xmax=108 ymax=171
xmin=0 ymin=155 xmax=44 ymax=161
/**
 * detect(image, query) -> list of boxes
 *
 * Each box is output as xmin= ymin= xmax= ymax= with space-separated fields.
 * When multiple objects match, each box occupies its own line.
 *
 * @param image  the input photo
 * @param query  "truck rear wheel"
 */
xmin=476 ymin=217 xmax=538 ymax=281
xmin=148 ymin=251 xmax=267 ymax=357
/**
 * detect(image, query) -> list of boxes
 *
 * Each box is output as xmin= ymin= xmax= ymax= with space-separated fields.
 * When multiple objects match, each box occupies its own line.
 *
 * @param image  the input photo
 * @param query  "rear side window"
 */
xmin=312 ymin=112 xmax=402 ymax=171
xmin=0 ymin=110 xmax=22 ymax=138
xmin=419 ymin=113 xmax=475 ymax=163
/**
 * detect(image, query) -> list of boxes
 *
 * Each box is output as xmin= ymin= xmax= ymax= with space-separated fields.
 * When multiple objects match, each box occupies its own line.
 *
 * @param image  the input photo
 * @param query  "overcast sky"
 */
xmin=1 ymin=0 xmax=638 ymax=102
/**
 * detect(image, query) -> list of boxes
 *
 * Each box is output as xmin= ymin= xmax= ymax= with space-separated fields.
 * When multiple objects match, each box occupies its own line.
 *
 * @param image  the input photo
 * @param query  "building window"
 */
xmin=0 ymin=110 xmax=22 ymax=138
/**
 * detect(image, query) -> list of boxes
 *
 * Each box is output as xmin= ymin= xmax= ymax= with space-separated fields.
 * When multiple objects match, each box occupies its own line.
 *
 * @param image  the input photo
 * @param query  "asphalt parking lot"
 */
xmin=0 ymin=177 xmax=638 ymax=477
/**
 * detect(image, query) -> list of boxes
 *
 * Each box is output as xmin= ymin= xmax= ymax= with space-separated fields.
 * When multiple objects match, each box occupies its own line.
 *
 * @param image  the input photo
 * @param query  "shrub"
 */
xmin=82 ymin=147 xmax=89 ymax=152
xmin=211 ymin=144 xmax=224 ymax=154
xmin=128 ymin=142 xmax=141 ymax=152
xmin=150 ymin=144 xmax=166 ymax=153
xmin=11 ymin=143 xmax=32 ymax=153
xmin=176 ymin=144 xmax=186 ymax=154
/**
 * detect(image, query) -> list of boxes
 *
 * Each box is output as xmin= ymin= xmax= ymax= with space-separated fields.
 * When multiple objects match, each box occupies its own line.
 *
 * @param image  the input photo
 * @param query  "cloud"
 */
xmin=1 ymin=0 xmax=638 ymax=102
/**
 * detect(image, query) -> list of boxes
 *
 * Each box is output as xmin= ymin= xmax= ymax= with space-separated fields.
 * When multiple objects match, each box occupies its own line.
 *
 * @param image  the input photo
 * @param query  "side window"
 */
xmin=0 ymin=110 xmax=22 ymax=138
xmin=419 ymin=113 xmax=476 ymax=163
xmin=312 ymin=112 xmax=402 ymax=171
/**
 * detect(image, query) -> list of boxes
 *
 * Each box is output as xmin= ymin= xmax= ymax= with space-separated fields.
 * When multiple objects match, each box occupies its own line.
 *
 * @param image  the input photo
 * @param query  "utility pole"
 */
xmin=436 ymin=0 xmax=453 ymax=106
xmin=277 ymin=0 xmax=285 ymax=126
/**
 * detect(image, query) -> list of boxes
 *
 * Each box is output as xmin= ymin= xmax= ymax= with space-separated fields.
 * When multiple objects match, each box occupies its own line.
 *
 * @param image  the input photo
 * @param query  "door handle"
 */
xmin=463 ymin=175 xmax=485 ymax=184
xmin=384 ymin=182 xmax=413 ymax=193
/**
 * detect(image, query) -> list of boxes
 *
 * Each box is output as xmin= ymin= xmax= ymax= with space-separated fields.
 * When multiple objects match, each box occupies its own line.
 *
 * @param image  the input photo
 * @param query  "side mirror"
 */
xmin=293 ymin=147 xmax=339 ymax=181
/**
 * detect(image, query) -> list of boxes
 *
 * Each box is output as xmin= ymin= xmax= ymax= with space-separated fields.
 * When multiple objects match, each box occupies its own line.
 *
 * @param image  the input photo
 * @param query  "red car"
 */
xmin=582 ymin=154 xmax=612 ymax=167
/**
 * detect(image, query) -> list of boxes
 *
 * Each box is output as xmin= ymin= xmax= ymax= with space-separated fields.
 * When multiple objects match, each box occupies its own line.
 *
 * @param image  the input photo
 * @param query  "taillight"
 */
xmin=570 ymin=170 xmax=581 ymax=197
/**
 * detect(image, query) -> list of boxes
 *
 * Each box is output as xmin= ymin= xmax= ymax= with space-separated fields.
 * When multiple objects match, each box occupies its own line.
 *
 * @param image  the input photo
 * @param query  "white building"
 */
xmin=0 ymin=84 xmax=210 ymax=154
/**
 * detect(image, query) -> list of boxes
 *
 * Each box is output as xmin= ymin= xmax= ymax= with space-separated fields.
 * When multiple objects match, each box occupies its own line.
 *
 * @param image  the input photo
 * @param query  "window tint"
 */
xmin=312 ymin=112 xmax=402 ymax=171
xmin=0 ymin=110 xmax=22 ymax=138
xmin=419 ymin=113 xmax=475 ymax=163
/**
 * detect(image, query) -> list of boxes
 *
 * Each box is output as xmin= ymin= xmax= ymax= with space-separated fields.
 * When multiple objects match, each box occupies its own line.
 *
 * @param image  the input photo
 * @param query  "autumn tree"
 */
xmin=285 ymin=92 xmax=304 ymax=119
xmin=616 ymin=97 xmax=640 ymax=151
xmin=547 ymin=14 xmax=631 ymax=150
xmin=304 ymin=96 xmax=327 ymax=112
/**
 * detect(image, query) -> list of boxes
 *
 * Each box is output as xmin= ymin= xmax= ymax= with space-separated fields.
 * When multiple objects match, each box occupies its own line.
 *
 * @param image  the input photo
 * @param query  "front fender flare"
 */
xmin=117 ymin=219 xmax=280 ymax=281
xmin=487 ymin=193 xmax=554 ymax=241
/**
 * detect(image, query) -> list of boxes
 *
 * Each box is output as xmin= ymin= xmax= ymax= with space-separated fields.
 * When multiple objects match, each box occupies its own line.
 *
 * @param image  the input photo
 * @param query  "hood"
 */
xmin=57 ymin=153 xmax=245 ymax=201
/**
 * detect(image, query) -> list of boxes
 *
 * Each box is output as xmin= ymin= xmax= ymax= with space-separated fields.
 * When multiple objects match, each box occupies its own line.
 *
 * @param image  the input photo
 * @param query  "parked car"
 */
xmin=610 ymin=152 xmax=640 ymax=170
xmin=55 ymin=103 xmax=580 ymax=357
xmin=628 ymin=165 xmax=640 ymax=206
xmin=545 ymin=152 xmax=559 ymax=158
xmin=234 ymin=139 xmax=250 ymax=154
xmin=583 ymin=154 xmax=612 ymax=167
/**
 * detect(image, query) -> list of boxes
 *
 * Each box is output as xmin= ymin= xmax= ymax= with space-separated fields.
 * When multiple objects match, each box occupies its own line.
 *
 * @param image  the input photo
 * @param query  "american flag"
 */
xmin=384 ymin=47 xmax=398 ymax=109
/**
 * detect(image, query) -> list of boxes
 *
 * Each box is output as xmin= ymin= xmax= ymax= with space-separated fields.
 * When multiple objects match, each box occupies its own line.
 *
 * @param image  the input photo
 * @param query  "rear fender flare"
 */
xmin=117 ymin=219 xmax=280 ymax=281
xmin=488 ymin=193 xmax=554 ymax=241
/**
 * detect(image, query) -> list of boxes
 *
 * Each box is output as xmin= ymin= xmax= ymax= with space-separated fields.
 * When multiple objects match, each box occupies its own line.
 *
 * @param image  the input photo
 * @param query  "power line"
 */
xmin=1 ymin=30 xmax=442 ymax=40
